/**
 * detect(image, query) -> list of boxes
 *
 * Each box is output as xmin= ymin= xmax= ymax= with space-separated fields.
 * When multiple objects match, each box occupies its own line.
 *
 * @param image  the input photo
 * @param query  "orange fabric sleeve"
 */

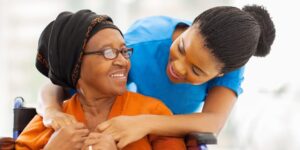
xmin=15 ymin=94 xmax=99 ymax=150
xmin=149 ymin=101 xmax=186 ymax=150
xmin=15 ymin=115 xmax=54 ymax=150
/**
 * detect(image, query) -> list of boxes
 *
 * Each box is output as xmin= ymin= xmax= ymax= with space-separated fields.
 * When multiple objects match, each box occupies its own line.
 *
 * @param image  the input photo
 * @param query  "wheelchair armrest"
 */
xmin=13 ymin=107 xmax=37 ymax=139
xmin=13 ymin=97 xmax=37 ymax=139
xmin=13 ymin=108 xmax=37 ymax=132
xmin=0 ymin=137 xmax=15 ymax=150
xmin=185 ymin=132 xmax=217 ymax=146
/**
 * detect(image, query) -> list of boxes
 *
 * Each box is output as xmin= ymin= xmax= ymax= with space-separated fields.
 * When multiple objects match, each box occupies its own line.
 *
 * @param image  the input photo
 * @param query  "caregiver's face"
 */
xmin=81 ymin=28 xmax=130 ymax=96
xmin=167 ymin=25 xmax=223 ymax=85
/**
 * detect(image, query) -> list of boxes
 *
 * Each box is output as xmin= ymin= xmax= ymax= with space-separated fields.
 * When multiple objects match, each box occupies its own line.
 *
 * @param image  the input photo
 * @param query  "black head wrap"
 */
xmin=36 ymin=10 xmax=122 ymax=89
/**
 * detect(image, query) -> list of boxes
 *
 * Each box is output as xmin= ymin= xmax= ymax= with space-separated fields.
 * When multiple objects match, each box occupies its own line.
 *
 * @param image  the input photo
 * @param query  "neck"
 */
xmin=78 ymin=93 xmax=117 ymax=131
xmin=78 ymin=93 xmax=116 ymax=116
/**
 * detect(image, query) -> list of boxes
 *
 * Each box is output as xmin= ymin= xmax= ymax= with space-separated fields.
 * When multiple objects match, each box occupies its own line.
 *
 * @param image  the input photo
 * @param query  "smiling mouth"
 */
xmin=109 ymin=70 xmax=128 ymax=80
xmin=110 ymin=73 xmax=126 ymax=78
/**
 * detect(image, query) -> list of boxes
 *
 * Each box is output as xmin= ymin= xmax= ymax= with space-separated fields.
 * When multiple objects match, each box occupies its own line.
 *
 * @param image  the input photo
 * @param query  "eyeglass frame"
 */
xmin=82 ymin=47 xmax=133 ymax=60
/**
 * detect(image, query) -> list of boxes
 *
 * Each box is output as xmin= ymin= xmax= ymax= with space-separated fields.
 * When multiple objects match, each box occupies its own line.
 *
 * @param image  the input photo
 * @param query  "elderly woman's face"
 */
xmin=80 ymin=28 xmax=130 ymax=97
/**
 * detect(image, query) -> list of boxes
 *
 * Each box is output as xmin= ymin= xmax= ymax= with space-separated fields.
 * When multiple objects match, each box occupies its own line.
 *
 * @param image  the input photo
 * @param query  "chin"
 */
xmin=167 ymin=76 xmax=177 ymax=83
xmin=114 ymin=87 xmax=127 ymax=96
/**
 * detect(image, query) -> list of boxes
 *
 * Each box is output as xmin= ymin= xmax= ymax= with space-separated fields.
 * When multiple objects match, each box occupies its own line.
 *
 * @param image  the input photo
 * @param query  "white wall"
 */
xmin=210 ymin=0 xmax=300 ymax=149
xmin=1 ymin=0 xmax=299 ymax=149
xmin=0 ymin=0 xmax=229 ymax=138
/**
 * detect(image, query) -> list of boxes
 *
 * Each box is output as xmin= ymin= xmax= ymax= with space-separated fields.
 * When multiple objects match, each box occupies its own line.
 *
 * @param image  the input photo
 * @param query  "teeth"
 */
xmin=111 ymin=73 xmax=125 ymax=78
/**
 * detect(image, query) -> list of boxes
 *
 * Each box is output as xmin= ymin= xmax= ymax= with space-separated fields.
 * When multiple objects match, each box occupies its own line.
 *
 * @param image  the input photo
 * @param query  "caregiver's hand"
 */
xmin=43 ymin=107 xmax=78 ymax=130
xmin=44 ymin=123 xmax=89 ymax=150
xmin=96 ymin=115 xmax=150 ymax=149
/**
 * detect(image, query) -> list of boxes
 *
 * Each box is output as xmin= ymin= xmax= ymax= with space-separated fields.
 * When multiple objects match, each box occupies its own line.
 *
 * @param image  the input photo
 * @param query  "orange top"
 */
xmin=16 ymin=91 xmax=186 ymax=150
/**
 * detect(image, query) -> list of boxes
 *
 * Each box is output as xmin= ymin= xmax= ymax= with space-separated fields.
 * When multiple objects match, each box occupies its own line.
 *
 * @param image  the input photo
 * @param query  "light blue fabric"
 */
xmin=124 ymin=16 xmax=244 ymax=114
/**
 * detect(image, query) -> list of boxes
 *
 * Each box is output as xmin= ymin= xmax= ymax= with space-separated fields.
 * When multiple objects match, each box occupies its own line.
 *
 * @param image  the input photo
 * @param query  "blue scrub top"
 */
xmin=125 ymin=16 xmax=244 ymax=114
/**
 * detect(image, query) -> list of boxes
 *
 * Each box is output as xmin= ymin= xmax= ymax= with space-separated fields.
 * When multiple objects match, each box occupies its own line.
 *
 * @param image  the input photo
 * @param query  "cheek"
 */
xmin=186 ymin=72 xmax=219 ymax=85
xmin=186 ymin=72 xmax=203 ymax=84
xmin=170 ymin=43 xmax=188 ymax=65
xmin=127 ymin=61 xmax=131 ymax=70
xmin=87 ymin=64 xmax=111 ymax=92
xmin=92 ymin=63 xmax=110 ymax=79
xmin=81 ymin=60 xmax=109 ymax=82
xmin=80 ymin=60 xmax=91 ymax=79
xmin=185 ymin=68 xmax=208 ymax=84
xmin=169 ymin=44 xmax=179 ymax=58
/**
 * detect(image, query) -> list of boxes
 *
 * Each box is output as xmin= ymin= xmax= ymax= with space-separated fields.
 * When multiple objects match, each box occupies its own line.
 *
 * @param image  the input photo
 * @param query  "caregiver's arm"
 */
xmin=37 ymin=81 xmax=77 ymax=130
xmin=97 ymin=86 xmax=236 ymax=148
xmin=148 ymin=86 xmax=237 ymax=135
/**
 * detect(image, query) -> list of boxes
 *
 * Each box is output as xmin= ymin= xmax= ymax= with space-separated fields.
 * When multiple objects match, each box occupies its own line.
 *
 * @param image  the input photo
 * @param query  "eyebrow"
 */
xmin=181 ymin=38 xmax=208 ymax=76
xmin=97 ymin=43 xmax=126 ymax=50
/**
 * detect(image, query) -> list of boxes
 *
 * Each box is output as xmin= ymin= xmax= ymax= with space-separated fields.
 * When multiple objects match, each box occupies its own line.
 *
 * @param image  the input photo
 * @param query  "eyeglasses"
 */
xmin=83 ymin=47 xmax=133 ymax=60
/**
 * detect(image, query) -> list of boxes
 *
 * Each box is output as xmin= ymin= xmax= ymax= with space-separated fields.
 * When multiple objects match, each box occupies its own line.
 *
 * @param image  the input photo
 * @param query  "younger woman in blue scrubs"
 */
xmin=37 ymin=5 xmax=275 ymax=148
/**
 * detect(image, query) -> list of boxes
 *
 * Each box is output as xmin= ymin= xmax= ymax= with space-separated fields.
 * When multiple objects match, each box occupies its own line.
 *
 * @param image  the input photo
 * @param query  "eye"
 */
xmin=126 ymin=49 xmax=133 ymax=58
xmin=103 ymin=49 xmax=116 ymax=59
xmin=120 ymin=48 xmax=133 ymax=58
xmin=192 ymin=66 xmax=202 ymax=76
xmin=177 ymin=40 xmax=185 ymax=55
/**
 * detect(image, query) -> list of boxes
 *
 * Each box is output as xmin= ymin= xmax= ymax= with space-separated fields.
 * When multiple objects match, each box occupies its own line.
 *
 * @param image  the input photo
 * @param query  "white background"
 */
xmin=1 ymin=0 xmax=299 ymax=149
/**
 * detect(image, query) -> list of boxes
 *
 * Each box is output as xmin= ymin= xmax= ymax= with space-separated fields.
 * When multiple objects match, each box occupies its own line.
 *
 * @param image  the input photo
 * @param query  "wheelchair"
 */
xmin=0 ymin=97 xmax=217 ymax=150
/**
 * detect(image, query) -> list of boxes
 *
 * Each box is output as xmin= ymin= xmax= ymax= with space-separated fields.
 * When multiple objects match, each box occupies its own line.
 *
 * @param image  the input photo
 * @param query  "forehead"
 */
xmin=182 ymin=26 xmax=222 ymax=74
xmin=86 ymin=28 xmax=124 ymax=50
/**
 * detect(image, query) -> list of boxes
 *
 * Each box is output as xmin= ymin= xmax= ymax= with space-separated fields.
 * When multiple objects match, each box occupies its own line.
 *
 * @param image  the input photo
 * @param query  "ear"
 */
xmin=76 ymin=79 xmax=83 ymax=94
xmin=79 ymin=88 xmax=85 ymax=96
xmin=76 ymin=80 xmax=86 ymax=97
xmin=76 ymin=78 xmax=82 ymax=89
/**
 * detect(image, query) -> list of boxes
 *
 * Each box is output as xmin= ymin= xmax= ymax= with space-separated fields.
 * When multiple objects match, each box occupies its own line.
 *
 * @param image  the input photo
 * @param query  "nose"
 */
xmin=173 ymin=59 xmax=186 ymax=77
xmin=113 ymin=52 xmax=129 ymax=67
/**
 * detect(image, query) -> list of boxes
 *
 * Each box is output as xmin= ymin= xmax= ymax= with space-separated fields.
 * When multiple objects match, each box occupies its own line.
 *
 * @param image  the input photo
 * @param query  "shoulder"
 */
xmin=207 ymin=66 xmax=245 ymax=96
xmin=16 ymin=115 xmax=53 ymax=150
xmin=126 ymin=91 xmax=172 ymax=115
xmin=125 ymin=16 xmax=191 ymax=45
xmin=126 ymin=91 xmax=163 ymax=105
xmin=62 ymin=94 xmax=78 ymax=111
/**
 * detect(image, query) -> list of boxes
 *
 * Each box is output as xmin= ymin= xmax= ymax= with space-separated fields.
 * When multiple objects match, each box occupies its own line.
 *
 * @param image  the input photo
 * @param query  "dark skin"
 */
xmin=38 ymin=24 xmax=237 ymax=149
xmin=44 ymin=28 xmax=129 ymax=150
xmin=167 ymin=25 xmax=224 ymax=84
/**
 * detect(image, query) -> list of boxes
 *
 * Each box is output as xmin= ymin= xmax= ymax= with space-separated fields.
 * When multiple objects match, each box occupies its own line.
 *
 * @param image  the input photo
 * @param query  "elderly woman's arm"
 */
xmin=37 ymin=81 xmax=77 ymax=130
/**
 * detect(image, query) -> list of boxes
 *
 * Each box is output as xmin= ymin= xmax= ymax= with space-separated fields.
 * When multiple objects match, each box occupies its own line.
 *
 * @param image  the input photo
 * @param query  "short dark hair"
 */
xmin=193 ymin=5 xmax=275 ymax=73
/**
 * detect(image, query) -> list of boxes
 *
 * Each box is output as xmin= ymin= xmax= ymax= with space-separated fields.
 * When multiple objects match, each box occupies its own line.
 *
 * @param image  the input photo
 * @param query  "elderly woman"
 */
xmin=16 ymin=10 xmax=186 ymax=150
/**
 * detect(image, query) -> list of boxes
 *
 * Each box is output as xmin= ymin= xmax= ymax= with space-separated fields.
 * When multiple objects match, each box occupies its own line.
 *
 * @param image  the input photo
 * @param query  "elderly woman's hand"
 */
xmin=44 ymin=122 xmax=89 ymax=150
xmin=96 ymin=115 xmax=150 ymax=149
xmin=82 ymin=132 xmax=117 ymax=150
xmin=43 ymin=107 xmax=78 ymax=130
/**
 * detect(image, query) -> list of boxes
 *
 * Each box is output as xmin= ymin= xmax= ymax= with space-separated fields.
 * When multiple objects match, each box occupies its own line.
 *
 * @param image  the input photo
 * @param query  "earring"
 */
xmin=79 ymin=88 xmax=85 ymax=96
